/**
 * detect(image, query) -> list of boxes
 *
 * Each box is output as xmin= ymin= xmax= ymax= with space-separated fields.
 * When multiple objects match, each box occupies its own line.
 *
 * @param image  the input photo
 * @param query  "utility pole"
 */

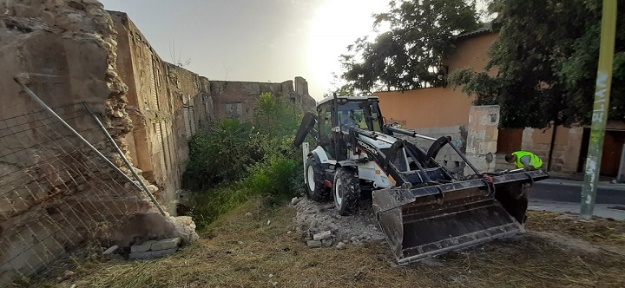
xmin=580 ymin=0 xmax=617 ymax=220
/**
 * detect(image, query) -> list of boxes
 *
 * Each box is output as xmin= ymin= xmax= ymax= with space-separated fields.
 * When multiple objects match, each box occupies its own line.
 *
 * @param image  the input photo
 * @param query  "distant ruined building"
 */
xmin=0 ymin=0 xmax=315 ymax=284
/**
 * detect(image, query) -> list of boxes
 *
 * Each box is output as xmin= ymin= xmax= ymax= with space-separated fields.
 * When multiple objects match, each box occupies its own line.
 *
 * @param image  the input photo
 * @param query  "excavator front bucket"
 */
xmin=372 ymin=170 xmax=548 ymax=264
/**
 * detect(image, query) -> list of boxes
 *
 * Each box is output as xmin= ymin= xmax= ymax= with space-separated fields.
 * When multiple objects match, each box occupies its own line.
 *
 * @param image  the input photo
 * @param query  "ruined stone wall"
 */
xmin=0 ymin=1 xmax=200 ymax=284
xmin=109 ymin=12 xmax=315 ymax=209
xmin=210 ymin=78 xmax=316 ymax=121
xmin=109 ymin=12 xmax=212 ymax=210
xmin=0 ymin=0 xmax=157 ymax=283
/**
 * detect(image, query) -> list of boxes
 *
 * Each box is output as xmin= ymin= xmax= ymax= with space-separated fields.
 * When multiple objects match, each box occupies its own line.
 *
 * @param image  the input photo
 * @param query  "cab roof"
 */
xmin=317 ymin=95 xmax=379 ymax=106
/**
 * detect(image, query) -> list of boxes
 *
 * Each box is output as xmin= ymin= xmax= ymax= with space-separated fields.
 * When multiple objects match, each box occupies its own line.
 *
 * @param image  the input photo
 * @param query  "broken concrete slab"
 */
xmin=128 ymin=248 xmax=177 ymax=260
xmin=313 ymin=230 xmax=332 ymax=241
xmin=306 ymin=240 xmax=322 ymax=248
xmin=130 ymin=240 xmax=155 ymax=254
xmin=151 ymin=237 xmax=181 ymax=251
xmin=102 ymin=245 xmax=118 ymax=255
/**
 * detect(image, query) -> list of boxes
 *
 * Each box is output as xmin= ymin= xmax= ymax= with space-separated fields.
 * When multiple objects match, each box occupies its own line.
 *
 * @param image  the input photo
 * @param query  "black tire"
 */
xmin=334 ymin=167 xmax=360 ymax=216
xmin=305 ymin=155 xmax=330 ymax=202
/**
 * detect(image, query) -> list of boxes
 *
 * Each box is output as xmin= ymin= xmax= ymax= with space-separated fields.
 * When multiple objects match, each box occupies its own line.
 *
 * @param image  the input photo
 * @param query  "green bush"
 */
xmin=183 ymin=92 xmax=307 ymax=228
xmin=244 ymin=155 xmax=304 ymax=205
xmin=182 ymin=119 xmax=257 ymax=191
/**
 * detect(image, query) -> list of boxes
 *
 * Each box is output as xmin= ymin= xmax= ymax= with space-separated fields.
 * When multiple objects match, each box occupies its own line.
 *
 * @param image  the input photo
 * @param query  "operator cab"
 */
xmin=315 ymin=96 xmax=384 ymax=159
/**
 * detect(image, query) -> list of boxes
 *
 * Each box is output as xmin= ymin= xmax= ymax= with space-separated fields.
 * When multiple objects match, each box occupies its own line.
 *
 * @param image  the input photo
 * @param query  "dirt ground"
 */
xmin=23 ymin=197 xmax=625 ymax=288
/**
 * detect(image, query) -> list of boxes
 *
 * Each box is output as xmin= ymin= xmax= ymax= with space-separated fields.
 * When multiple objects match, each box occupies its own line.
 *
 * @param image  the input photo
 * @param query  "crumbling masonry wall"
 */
xmin=0 ymin=0 xmax=195 ymax=284
xmin=210 ymin=77 xmax=316 ymax=121
xmin=108 ymin=12 xmax=316 ymax=210
xmin=109 ymin=12 xmax=212 ymax=210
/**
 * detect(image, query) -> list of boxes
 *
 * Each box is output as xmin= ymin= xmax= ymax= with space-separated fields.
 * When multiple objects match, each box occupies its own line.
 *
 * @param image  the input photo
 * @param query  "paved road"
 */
xmin=528 ymin=199 xmax=625 ymax=220
xmin=526 ymin=178 xmax=625 ymax=220
xmin=529 ymin=178 xmax=625 ymax=205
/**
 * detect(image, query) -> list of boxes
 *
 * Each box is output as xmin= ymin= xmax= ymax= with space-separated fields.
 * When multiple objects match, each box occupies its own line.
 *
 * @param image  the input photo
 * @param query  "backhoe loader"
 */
xmin=294 ymin=95 xmax=548 ymax=264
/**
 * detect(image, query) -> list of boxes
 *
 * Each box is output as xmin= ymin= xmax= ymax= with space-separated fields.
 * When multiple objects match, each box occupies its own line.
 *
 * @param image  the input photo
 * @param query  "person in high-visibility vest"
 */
xmin=505 ymin=151 xmax=543 ymax=169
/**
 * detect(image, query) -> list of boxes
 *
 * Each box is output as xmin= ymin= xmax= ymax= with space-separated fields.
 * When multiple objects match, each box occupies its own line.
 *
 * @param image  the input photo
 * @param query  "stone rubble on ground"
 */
xmin=306 ymin=240 xmax=323 ymax=248
xmin=294 ymin=197 xmax=385 ymax=249
xmin=128 ymin=237 xmax=182 ymax=260
xmin=336 ymin=242 xmax=346 ymax=250
xmin=102 ymin=245 xmax=119 ymax=255
xmin=168 ymin=216 xmax=200 ymax=244
xmin=312 ymin=230 xmax=332 ymax=241
xmin=291 ymin=197 xmax=301 ymax=206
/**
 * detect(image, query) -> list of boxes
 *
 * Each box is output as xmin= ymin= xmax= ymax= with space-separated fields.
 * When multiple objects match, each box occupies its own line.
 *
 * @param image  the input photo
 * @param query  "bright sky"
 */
xmin=99 ymin=0 xmax=390 ymax=100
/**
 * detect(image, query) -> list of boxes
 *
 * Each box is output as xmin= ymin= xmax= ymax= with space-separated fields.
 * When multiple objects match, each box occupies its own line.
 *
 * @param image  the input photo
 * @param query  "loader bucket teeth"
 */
xmin=372 ymin=170 xmax=548 ymax=264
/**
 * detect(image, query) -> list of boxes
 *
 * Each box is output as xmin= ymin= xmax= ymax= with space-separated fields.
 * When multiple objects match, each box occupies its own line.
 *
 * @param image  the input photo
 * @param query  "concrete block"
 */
xmin=131 ymin=240 xmax=155 ymax=253
xmin=103 ymin=245 xmax=119 ymax=255
xmin=307 ymin=240 xmax=322 ymax=248
xmin=129 ymin=248 xmax=177 ymax=260
xmin=312 ymin=230 xmax=332 ymax=241
xmin=151 ymin=237 xmax=181 ymax=251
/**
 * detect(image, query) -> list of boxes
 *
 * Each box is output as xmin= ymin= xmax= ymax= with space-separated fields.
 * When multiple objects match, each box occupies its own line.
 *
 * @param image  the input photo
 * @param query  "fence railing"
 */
xmin=0 ymin=102 xmax=155 ymax=284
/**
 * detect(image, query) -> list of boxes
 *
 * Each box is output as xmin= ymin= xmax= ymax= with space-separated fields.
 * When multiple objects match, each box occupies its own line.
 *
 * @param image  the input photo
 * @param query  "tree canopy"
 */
xmin=449 ymin=0 xmax=625 ymax=128
xmin=339 ymin=0 xmax=479 ymax=94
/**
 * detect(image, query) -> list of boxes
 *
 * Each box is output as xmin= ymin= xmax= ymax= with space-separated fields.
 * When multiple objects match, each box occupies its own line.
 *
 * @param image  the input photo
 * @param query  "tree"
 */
xmin=449 ymin=0 xmax=625 ymax=128
xmin=339 ymin=0 xmax=479 ymax=93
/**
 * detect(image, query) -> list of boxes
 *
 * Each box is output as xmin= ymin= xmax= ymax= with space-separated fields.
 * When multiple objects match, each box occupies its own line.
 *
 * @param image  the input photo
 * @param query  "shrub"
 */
xmin=183 ymin=92 xmax=306 ymax=228
xmin=182 ymin=119 xmax=256 ymax=191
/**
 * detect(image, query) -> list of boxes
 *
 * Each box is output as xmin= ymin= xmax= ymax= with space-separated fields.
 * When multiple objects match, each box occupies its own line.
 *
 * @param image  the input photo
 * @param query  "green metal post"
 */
xmin=580 ymin=0 xmax=617 ymax=219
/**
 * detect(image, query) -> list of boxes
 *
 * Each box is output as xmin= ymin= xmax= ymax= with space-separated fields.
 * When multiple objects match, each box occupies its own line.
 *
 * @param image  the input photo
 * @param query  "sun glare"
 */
xmin=307 ymin=0 xmax=389 ymax=98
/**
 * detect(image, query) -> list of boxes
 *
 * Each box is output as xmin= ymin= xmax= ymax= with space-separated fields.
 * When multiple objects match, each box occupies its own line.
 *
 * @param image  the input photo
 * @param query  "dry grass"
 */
xmin=25 ymin=201 xmax=625 ymax=288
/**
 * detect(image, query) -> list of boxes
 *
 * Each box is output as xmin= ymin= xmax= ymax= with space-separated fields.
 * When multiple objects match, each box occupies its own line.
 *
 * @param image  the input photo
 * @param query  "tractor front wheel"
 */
xmin=305 ymin=155 xmax=330 ymax=202
xmin=334 ymin=167 xmax=360 ymax=216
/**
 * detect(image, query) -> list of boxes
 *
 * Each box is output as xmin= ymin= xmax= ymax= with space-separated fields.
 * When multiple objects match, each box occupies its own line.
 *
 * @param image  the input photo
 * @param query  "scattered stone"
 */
xmin=268 ymin=274 xmax=274 ymax=278
xmin=336 ymin=242 xmax=346 ymax=250
xmin=103 ymin=245 xmax=119 ymax=255
xmin=287 ymin=231 xmax=292 ymax=234
xmin=146 ymin=184 xmax=158 ymax=193
xmin=131 ymin=240 xmax=155 ymax=253
xmin=294 ymin=197 xmax=386 ymax=245
xmin=272 ymin=282 xmax=278 ymax=287
xmin=63 ymin=270 xmax=74 ymax=279
xmin=291 ymin=197 xmax=301 ymax=206
xmin=307 ymin=240 xmax=322 ymax=248
xmin=151 ymin=237 xmax=181 ymax=251
xmin=321 ymin=238 xmax=334 ymax=247
xmin=169 ymin=216 xmax=199 ymax=244
xmin=245 ymin=212 xmax=253 ymax=217
xmin=267 ymin=220 xmax=271 ymax=225
xmin=129 ymin=248 xmax=177 ymax=260
xmin=238 ymin=241 xmax=244 ymax=245
xmin=313 ymin=230 xmax=332 ymax=241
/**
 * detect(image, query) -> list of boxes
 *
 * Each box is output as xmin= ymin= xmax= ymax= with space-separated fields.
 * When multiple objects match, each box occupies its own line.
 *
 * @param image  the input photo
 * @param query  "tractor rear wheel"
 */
xmin=305 ymin=155 xmax=330 ymax=202
xmin=334 ymin=167 xmax=360 ymax=216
